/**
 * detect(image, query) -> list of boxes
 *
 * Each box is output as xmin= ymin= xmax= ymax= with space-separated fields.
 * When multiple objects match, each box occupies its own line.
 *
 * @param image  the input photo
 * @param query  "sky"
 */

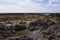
xmin=0 ymin=0 xmax=60 ymax=13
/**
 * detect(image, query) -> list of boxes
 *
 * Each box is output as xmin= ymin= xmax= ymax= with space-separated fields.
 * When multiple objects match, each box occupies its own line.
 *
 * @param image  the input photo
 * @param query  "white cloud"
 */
xmin=47 ymin=0 xmax=60 ymax=13
xmin=48 ymin=0 xmax=60 ymax=6
xmin=0 ymin=0 xmax=60 ymax=13
xmin=0 ymin=0 xmax=49 ymax=13
xmin=0 ymin=0 xmax=17 ymax=2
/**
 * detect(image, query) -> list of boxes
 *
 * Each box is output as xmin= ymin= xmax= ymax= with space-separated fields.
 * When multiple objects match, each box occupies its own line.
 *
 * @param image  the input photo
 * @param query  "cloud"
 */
xmin=0 ymin=0 xmax=60 ymax=13
xmin=47 ymin=0 xmax=60 ymax=13
xmin=31 ymin=0 xmax=48 ymax=5
xmin=0 ymin=0 xmax=49 ymax=13
xmin=48 ymin=0 xmax=60 ymax=5
xmin=48 ymin=5 xmax=60 ymax=13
